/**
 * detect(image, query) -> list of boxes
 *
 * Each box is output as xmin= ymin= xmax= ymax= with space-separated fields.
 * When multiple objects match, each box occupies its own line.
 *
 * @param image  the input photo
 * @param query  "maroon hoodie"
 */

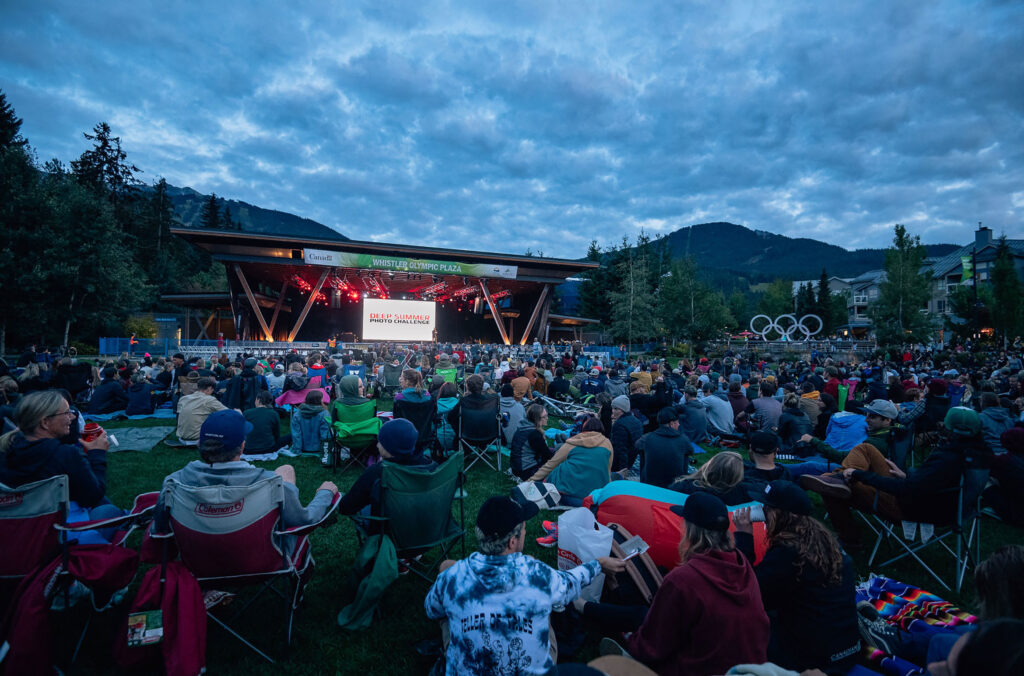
xmin=627 ymin=548 xmax=769 ymax=676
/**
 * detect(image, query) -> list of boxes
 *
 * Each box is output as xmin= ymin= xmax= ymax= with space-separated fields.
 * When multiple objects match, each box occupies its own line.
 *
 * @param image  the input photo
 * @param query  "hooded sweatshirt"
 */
xmin=1 ymin=434 xmax=107 ymax=508
xmin=337 ymin=374 xmax=370 ymax=406
xmin=528 ymin=431 xmax=612 ymax=499
xmin=628 ymin=548 xmax=769 ymax=676
xmin=980 ymin=406 xmax=1014 ymax=454
xmin=424 ymin=552 xmax=600 ymax=676
xmin=289 ymin=403 xmax=330 ymax=453
xmin=500 ymin=396 xmax=526 ymax=446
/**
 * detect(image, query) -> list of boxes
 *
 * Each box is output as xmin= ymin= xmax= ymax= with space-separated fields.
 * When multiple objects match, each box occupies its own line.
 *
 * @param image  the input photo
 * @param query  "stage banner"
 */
xmin=304 ymin=248 xmax=517 ymax=279
xmin=362 ymin=298 xmax=436 ymax=342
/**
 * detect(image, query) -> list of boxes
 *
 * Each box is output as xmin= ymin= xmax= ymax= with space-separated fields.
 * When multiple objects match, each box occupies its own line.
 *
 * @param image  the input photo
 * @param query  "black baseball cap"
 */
xmin=749 ymin=431 xmax=780 ymax=455
xmin=757 ymin=480 xmax=813 ymax=516
xmin=476 ymin=496 xmax=539 ymax=538
xmin=669 ymin=493 xmax=729 ymax=531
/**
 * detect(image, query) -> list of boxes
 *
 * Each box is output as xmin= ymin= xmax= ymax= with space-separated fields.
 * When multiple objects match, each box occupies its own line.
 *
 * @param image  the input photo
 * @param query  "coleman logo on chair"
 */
xmin=0 ymin=493 xmax=24 ymax=508
xmin=195 ymin=500 xmax=244 ymax=517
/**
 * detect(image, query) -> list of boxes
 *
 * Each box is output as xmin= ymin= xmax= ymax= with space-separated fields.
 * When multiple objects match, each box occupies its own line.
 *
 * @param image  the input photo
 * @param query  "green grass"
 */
xmin=69 ymin=414 xmax=1022 ymax=674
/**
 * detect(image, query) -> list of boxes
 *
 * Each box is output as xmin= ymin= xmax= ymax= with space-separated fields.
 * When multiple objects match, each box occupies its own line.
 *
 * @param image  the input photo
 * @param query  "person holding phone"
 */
xmin=733 ymin=481 xmax=860 ymax=674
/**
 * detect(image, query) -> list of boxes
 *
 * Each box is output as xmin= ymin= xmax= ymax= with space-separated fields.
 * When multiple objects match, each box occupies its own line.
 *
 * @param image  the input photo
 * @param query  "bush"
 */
xmin=123 ymin=315 xmax=158 ymax=339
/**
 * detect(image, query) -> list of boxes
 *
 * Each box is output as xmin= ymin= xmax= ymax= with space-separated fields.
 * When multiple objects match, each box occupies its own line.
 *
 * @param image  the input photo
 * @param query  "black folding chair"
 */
xmin=393 ymin=397 xmax=437 ymax=454
xmin=457 ymin=395 xmax=502 ymax=471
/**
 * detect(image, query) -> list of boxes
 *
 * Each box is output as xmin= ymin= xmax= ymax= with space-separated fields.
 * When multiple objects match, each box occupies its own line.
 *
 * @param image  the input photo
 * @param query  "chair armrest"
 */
xmin=275 ymin=493 xmax=343 ymax=537
xmin=55 ymin=505 xmax=156 ymax=534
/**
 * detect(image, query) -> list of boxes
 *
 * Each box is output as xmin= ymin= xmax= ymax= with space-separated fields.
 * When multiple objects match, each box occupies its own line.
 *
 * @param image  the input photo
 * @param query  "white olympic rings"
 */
xmin=749 ymin=313 xmax=823 ymax=340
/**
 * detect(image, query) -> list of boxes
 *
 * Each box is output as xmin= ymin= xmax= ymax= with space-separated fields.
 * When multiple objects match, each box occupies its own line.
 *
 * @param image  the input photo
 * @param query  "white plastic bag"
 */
xmin=557 ymin=507 xmax=613 ymax=602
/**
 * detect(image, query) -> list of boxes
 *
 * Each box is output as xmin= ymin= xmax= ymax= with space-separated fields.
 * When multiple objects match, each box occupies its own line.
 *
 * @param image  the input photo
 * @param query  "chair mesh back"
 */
xmin=381 ymin=364 xmax=403 ymax=387
xmin=333 ymin=399 xmax=378 ymax=423
xmin=380 ymin=453 xmax=462 ymax=552
xmin=164 ymin=477 xmax=286 ymax=578
xmin=960 ymin=453 xmax=992 ymax=522
xmin=394 ymin=398 xmax=437 ymax=450
xmin=0 ymin=475 xmax=68 ymax=578
xmin=459 ymin=396 xmax=500 ymax=443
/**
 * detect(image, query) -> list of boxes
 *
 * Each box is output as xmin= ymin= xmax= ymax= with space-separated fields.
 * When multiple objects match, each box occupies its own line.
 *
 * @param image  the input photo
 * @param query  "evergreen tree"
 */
xmin=578 ymin=240 xmax=607 ymax=323
xmin=222 ymin=203 xmax=235 ymax=230
xmin=991 ymin=235 xmax=1022 ymax=345
xmin=727 ymin=289 xmax=749 ymax=331
xmin=70 ymin=122 xmax=140 ymax=201
xmin=757 ymin=279 xmax=795 ymax=318
xmin=200 ymin=193 xmax=222 ymax=229
xmin=659 ymin=258 xmax=734 ymax=346
xmin=796 ymin=282 xmax=817 ymax=317
xmin=0 ymin=90 xmax=27 ymax=151
xmin=816 ymin=269 xmax=832 ymax=332
xmin=609 ymin=237 xmax=661 ymax=345
xmin=947 ymin=284 xmax=995 ymax=342
xmin=869 ymin=224 xmax=933 ymax=345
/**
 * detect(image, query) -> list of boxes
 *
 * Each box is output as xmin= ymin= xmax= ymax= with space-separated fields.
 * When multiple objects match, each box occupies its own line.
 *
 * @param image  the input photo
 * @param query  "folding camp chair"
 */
xmin=924 ymin=395 xmax=951 ymax=432
xmin=393 ymin=397 xmax=437 ymax=454
xmin=155 ymin=476 xmax=340 ymax=663
xmin=329 ymin=399 xmax=383 ymax=473
xmin=888 ymin=423 xmax=917 ymax=471
xmin=377 ymin=363 xmax=403 ymax=399
xmin=538 ymin=393 xmax=597 ymax=420
xmin=457 ymin=394 xmax=503 ymax=471
xmin=436 ymin=366 xmax=458 ymax=386
xmin=857 ymin=449 xmax=990 ymax=592
xmin=353 ymin=452 xmax=465 ymax=582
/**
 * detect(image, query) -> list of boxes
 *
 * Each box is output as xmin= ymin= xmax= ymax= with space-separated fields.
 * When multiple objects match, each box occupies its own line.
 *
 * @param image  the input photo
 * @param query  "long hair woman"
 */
xmin=734 ymin=480 xmax=859 ymax=674
xmin=670 ymin=451 xmax=752 ymax=505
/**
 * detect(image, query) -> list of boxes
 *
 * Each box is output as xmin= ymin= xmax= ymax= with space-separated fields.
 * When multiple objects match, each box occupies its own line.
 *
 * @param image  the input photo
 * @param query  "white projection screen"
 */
xmin=361 ymin=298 xmax=437 ymax=341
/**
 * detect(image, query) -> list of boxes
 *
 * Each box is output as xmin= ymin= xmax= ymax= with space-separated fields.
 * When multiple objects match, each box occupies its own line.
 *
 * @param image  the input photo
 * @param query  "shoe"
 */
xmin=536 ymin=532 xmax=558 ymax=548
xmin=338 ymin=446 xmax=351 ymax=461
xmin=398 ymin=558 xmax=411 ymax=575
xmin=800 ymin=473 xmax=852 ymax=499
xmin=542 ymin=520 xmax=558 ymax=534
xmin=599 ymin=637 xmax=628 ymax=657
xmin=857 ymin=601 xmax=900 ymax=654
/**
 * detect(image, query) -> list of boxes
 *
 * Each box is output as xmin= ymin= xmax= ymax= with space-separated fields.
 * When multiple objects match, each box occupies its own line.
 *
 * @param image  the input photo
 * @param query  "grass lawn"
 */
xmin=69 ymin=412 xmax=1021 ymax=675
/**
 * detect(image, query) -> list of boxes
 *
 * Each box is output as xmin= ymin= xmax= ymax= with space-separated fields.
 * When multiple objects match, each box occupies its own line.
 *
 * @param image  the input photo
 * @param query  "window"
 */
xmin=868 ymin=288 xmax=879 ymax=299
xmin=936 ymin=300 xmax=946 ymax=313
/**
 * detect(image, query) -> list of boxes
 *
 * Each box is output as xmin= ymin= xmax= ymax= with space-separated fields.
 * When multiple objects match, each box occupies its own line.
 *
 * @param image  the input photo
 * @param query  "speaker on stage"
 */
xmin=473 ymin=297 xmax=484 ymax=314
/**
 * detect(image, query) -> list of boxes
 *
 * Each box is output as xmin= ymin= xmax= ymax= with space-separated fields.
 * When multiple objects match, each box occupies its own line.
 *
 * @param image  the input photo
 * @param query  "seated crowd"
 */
xmin=3 ymin=341 xmax=1024 ymax=675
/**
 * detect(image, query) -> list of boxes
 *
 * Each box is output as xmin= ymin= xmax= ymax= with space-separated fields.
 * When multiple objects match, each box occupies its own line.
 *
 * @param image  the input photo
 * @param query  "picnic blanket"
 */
xmin=107 ymin=426 xmax=177 ymax=453
xmin=85 ymin=409 xmax=176 ymax=421
xmin=857 ymin=575 xmax=977 ymax=675
xmin=240 ymin=448 xmax=300 ymax=462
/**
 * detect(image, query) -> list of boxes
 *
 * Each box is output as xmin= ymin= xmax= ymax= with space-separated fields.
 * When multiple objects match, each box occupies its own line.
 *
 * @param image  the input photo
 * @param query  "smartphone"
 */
xmin=747 ymin=504 xmax=765 ymax=522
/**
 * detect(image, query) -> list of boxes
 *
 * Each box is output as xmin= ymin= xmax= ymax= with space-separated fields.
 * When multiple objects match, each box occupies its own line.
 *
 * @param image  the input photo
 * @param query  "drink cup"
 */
xmin=82 ymin=422 xmax=103 ymax=443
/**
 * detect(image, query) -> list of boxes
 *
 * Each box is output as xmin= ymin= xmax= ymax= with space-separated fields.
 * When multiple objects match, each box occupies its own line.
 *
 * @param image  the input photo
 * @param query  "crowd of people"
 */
xmin=3 ymin=339 xmax=1024 ymax=674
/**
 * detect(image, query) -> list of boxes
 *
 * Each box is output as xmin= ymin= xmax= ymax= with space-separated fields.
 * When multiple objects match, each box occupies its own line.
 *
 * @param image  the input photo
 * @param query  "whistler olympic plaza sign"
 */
xmin=303 ymin=248 xmax=517 ymax=280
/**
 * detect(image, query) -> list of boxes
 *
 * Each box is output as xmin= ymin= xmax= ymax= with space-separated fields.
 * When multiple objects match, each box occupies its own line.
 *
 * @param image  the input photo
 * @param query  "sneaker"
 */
xmin=599 ymin=637 xmax=628 ymax=657
xmin=536 ymin=532 xmax=558 ymax=548
xmin=542 ymin=520 xmax=558 ymax=534
xmin=857 ymin=601 xmax=900 ymax=654
xmin=800 ymin=473 xmax=852 ymax=499
xmin=338 ymin=446 xmax=351 ymax=461
xmin=398 ymin=558 xmax=411 ymax=575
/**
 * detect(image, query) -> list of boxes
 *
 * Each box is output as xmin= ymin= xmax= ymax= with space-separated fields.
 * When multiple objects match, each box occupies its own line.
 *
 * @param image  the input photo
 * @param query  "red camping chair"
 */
xmin=154 ymin=476 xmax=340 ymax=663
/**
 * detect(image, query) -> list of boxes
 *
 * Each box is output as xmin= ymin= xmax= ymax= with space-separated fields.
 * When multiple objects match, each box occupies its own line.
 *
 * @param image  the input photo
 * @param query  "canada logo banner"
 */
xmin=195 ymin=500 xmax=244 ymax=518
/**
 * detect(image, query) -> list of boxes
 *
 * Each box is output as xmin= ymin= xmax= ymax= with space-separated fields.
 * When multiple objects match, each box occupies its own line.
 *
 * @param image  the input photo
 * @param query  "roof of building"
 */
xmin=926 ymin=239 xmax=1024 ymax=278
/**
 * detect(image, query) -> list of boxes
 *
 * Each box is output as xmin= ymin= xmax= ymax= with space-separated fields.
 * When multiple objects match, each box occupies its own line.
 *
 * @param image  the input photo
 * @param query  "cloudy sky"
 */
xmin=2 ymin=1 xmax=1022 ymax=258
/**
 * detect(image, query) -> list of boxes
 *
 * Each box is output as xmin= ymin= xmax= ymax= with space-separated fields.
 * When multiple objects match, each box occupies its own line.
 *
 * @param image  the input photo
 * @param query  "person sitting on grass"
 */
xmin=734 ymin=481 xmax=860 ymax=674
xmin=175 ymin=376 xmax=227 ymax=446
xmin=528 ymin=415 xmax=612 ymax=507
xmin=509 ymin=403 xmax=555 ymax=481
xmin=635 ymin=407 xmax=691 ymax=488
xmin=669 ymin=451 xmax=760 ymax=505
xmin=337 ymin=418 xmax=436 ymax=519
xmin=125 ymin=370 xmax=155 ymax=416
xmin=243 ymin=391 xmax=288 ymax=455
xmin=88 ymin=365 xmax=129 ymax=414
xmin=289 ymin=389 xmax=330 ymax=457
xmin=602 ymin=492 xmax=769 ymax=676
xmin=743 ymin=431 xmax=793 ymax=483
xmin=424 ymin=495 xmax=624 ymax=676
xmin=154 ymin=409 xmax=337 ymax=541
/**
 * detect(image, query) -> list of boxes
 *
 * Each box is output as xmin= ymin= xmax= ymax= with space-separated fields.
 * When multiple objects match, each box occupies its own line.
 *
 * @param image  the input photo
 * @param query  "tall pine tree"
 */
xmin=869 ymin=224 xmax=933 ymax=345
xmin=991 ymin=235 xmax=1022 ymax=345
xmin=200 ymin=193 xmax=222 ymax=229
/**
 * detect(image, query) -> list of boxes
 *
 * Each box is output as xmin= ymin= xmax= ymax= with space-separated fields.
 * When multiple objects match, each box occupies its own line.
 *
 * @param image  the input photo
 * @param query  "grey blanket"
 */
xmin=107 ymin=426 xmax=177 ymax=453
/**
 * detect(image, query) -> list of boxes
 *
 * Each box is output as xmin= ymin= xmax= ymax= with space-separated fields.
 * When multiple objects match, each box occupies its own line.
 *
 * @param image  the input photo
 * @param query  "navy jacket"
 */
xmin=0 ymin=434 xmax=107 ymax=507
xmin=89 ymin=379 xmax=128 ymax=414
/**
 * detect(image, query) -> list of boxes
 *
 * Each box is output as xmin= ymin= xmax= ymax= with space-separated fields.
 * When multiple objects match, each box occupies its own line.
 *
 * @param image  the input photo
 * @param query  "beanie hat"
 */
xmin=944 ymin=406 xmax=981 ymax=437
xmin=611 ymin=395 xmax=631 ymax=413
xmin=378 ymin=418 xmax=419 ymax=457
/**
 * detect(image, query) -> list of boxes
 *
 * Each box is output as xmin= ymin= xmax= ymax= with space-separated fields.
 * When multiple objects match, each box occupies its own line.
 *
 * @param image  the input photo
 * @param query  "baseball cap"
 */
xmin=670 ymin=493 xmax=729 ymax=531
xmin=378 ymin=418 xmax=419 ymax=457
xmin=273 ymin=363 xmax=284 ymax=372
xmin=611 ymin=395 xmax=631 ymax=413
xmin=200 ymin=409 xmax=253 ymax=449
xmin=749 ymin=431 xmax=780 ymax=455
xmin=590 ymin=368 xmax=600 ymax=376
xmin=243 ymin=358 xmax=258 ymax=368
xmin=864 ymin=399 xmax=899 ymax=420
xmin=944 ymin=406 xmax=981 ymax=437
xmin=476 ymin=495 xmax=538 ymax=539
xmin=757 ymin=480 xmax=813 ymax=516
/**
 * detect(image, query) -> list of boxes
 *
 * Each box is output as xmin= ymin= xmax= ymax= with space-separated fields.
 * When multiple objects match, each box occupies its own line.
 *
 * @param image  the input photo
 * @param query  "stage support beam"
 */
xmin=479 ymin=280 xmax=511 ymax=346
xmin=288 ymin=268 xmax=329 ymax=342
xmin=267 ymin=280 xmax=290 ymax=339
xmin=235 ymin=265 xmax=273 ymax=341
xmin=196 ymin=311 xmax=216 ymax=340
xmin=519 ymin=284 xmax=550 ymax=345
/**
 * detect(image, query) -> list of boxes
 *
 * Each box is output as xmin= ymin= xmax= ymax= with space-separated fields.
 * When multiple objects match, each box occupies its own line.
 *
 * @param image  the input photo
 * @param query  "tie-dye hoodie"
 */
xmin=424 ymin=552 xmax=599 ymax=675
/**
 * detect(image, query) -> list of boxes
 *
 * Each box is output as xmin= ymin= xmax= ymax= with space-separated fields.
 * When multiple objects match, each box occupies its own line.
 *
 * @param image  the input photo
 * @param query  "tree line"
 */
xmin=0 ymin=90 xmax=224 ymax=354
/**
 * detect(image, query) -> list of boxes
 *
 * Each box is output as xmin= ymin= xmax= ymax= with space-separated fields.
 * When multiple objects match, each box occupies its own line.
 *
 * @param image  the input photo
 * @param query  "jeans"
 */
xmin=560 ymin=495 xmax=584 ymax=507
xmin=784 ymin=458 xmax=834 ymax=479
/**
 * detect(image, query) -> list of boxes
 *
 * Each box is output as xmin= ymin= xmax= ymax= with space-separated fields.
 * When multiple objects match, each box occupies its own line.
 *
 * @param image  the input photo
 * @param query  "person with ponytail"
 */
xmin=0 ymin=390 xmax=120 ymax=520
xmin=734 ymin=480 xmax=860 ymax=674
xmin=394 ymin=368 xmax=431 ymax=403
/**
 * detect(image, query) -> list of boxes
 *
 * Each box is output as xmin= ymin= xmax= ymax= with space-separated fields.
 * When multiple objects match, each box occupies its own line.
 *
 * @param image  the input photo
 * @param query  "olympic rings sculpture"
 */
xmin=749 ymin=313 xmax=823 ymax=340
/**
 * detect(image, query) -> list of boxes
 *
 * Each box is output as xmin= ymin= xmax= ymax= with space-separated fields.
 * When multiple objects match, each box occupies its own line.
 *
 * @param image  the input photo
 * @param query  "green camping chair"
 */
xmin=330 ymin=399 xmax=383 ymax=473
xmin=352 ymin=452 xmax=466 ymax=582
xmin=436 ymin=366 xmax=458 ymax=385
